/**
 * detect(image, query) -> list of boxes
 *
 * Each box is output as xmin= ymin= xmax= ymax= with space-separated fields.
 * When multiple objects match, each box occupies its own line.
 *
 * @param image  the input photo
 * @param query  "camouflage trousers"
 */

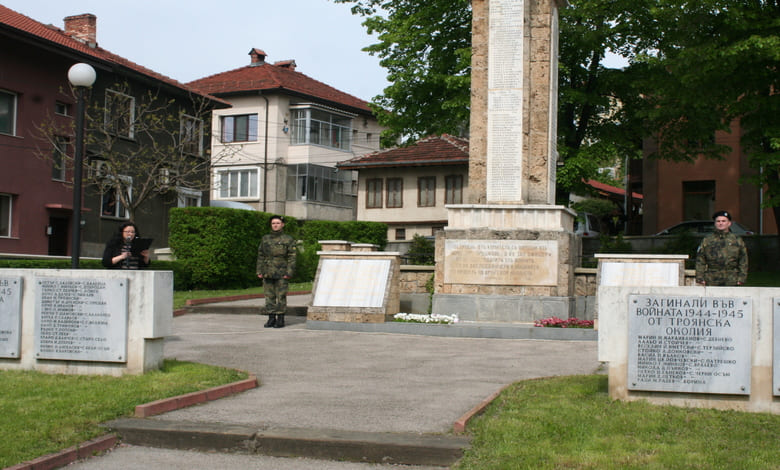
xmin=702 ymin=270 xmax=741 ymax=286
xmin=263 ymin=278 xmax=288 ymax=315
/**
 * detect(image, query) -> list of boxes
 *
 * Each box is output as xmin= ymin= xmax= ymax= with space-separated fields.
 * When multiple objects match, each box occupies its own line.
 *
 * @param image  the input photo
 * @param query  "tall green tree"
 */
xmin=631 ymin=0 xmax=780 ymax=232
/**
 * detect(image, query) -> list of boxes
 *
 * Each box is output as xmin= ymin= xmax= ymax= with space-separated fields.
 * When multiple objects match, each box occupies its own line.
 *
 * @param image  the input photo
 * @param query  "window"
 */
xmin=221 ymin=114 xmax=258 ymax=143
xmin=0 ymin=90 xmax=17 ymax=135
xmin=52 ymin=136 xmax=69 ymax=181
xmin=418 ymin=177 xmax=436 ymax=207
xmin=290 ymin=106 xmax=352 ymax=151
xmin=104 ymin=90 xmax=135 ymax=138
xmin=366 ymin=178 xmax=383 ymax=208
xmin=386 ymin=178 xmax=403 ymax=208
xmin=180 ymin=114 xmax=203 ymax=155
xmin=683 ymin=180 xmax=716 ymax=220
xmin=217 ymin=168 xmax=258 ymax=198
xmin=0 ymin=194 xmax=11 ymax=237
xmin=177 ymin=187 xmax=202 ymax=208
xmin=395 ymin=228 xmax=406 ymax=241
xmin=55 ymin=101 xmax=71 ymax=116
xmin=286 ymin=163 xmax=353 ymax=206
xmin=445 ymin=175 xmax=463 ymax=204
xmin=101 ymin=177 xmax=132 ymax=219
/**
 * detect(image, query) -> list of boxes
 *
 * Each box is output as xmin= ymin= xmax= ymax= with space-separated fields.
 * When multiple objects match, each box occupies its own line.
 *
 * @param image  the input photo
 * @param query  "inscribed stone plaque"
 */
xmin=486 ymin=0 xmax=524 ymax=202
xmin=600 ymin=262 xmax=680 ymax=287
xmin=774 ymin=298 xmax=780 ymax=397
xmin=444 ymin=240 xmax=557 ymax=286
xmin=0 ymin=276 xmax=22 ymax=358
xmin=313 ymin=259 xmax=391 ymax=308
xmin=35 ymin=277 xmax=128 ymax=362
xmin=628 ymin=295 xmax=752 ymax=395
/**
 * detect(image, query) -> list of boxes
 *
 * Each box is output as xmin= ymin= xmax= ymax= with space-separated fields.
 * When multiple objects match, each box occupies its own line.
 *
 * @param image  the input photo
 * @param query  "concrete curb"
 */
xmin=452 ymin=385 xmax=510 ymax=433
xmin=104 ymin=418 xmax=471 ymax=467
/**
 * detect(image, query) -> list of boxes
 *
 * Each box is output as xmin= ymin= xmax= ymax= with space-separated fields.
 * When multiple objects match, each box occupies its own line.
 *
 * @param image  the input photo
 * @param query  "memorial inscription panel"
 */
xmin=628 ymin=294 xmax=752 ymax=395
xmin=313 ymin=259 xmax=391 ymax=308
xmin=35 ymin=277 xmax=128 ymax=362
xmin=486 ymin=0 xmax=524 ymax=203
xmin=774 ymin=298 xmax=780 ymax=397
xmin=444 ymin=240 xmax=557 ymax=286
xmin=0 ymin=276 xmax=22 ymax=358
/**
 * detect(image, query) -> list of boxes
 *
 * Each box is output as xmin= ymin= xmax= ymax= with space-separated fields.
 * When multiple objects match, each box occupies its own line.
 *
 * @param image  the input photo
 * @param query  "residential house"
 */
xmin=187 ymin=49 xmax=383 ymax=221
xmin=642 ymin=122 xmax=778 ymax=235
xmin=337 ymin=134 xmax=469 ymax=245
xmin=0 ymin=7 xmax=224 ymax=258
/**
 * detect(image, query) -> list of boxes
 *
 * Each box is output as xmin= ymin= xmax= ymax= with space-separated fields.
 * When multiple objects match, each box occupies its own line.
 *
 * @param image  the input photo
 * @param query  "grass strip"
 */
xmin=173 ymin=282 xmax=312 ymax=309
xmin=0 ymin=359 xmax=247 ymax=468
xmin=454 ymin=375 xmax=779 ymax=470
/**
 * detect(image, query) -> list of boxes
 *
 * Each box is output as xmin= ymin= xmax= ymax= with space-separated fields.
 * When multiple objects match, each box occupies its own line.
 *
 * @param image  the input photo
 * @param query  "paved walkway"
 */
xmin=65 ymin=295 xmax=602 ymax=469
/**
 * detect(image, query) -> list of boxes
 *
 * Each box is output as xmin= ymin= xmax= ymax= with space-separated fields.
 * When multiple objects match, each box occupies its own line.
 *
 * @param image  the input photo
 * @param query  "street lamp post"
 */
xmin=67 ymin=63 xmax=96 ymax=269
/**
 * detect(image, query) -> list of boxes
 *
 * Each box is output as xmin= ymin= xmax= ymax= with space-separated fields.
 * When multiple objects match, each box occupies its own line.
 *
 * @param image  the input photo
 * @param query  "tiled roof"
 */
xmin=585 ymin=179 xmax=643 ymax=200
xmin=0 ymin=5 xmax=223 ymax=103
xmin=186 ymin=57 xmax=373 ymax=114
xmin=338 ymin=134 xmax=469 ymax=169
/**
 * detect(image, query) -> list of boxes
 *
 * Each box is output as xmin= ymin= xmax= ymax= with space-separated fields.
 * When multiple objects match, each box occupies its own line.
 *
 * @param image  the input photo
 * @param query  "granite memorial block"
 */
xmin=313 ymin=259 xmax=391 ymax=308
xmin=774 ymin=298 xmax=780 ymax=397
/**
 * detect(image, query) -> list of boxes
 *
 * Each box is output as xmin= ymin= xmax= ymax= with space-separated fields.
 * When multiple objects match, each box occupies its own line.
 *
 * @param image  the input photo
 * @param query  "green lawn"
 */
xmin=0 ymin=360 xmax=247 ymax=468
xmin=173 ymin=282 xmax=312 ymax=309
xmin=454 ymin=375 xmax=779 ymax=470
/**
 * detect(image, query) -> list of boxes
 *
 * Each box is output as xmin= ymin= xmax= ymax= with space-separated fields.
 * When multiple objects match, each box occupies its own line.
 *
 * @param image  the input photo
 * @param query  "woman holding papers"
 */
xmin=102 ymin=222 xmax=151 ymax=269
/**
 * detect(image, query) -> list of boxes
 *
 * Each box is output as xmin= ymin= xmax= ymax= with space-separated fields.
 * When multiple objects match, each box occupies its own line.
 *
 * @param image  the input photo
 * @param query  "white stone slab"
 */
xmin=444 ymin=239 xmax=557 ymax=286
xmin=34 ymin=277 xmax=128 ymax=362
xmin=313 ymin=259 xmax=391 ymax=308
xmin=774 ymin=298 xmax=780 ymax=397
xmin=600 ymin=262 xmax=680 ymax=286
xmin=486 ymin=0 xmax=525 ymax=203
xmin=0 ymin=276 xmax=22 ymax=358
xmin=628 ymin=294 xmax=752 ymax=395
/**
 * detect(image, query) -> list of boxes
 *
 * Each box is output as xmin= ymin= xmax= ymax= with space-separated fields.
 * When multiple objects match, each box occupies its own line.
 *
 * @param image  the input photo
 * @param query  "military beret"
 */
xmin=712 ymin=210 xmax=732 ymax=220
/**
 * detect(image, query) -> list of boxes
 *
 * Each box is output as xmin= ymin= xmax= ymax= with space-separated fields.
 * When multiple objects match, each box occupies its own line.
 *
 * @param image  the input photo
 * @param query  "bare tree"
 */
xmin=36 ymin=82 xmax=237 ymax=220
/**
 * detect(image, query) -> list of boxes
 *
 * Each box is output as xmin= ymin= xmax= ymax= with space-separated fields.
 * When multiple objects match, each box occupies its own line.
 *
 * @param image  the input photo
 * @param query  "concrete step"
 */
xmin=105 ymin=418 xmax=470 ymax=467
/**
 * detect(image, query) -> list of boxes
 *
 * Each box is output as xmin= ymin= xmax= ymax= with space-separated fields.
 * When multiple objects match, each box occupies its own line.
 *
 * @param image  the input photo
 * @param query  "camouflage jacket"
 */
xmin=256 ymin=231 xmax=297 ymax=279
xmin=695 ymin=230 xmax=748 ymax=286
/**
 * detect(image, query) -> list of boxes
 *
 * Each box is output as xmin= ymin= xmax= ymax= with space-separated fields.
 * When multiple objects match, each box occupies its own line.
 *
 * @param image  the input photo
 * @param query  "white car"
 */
xmin=574 ymin=212 xmax=602 ymax=238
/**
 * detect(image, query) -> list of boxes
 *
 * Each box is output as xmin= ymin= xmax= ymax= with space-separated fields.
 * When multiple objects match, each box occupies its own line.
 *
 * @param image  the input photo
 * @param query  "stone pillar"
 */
xmin=435 ymin=0 xmax=574 ymax=323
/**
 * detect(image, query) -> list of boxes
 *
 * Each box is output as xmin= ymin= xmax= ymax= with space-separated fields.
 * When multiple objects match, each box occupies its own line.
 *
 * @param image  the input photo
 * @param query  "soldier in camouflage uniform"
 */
xmin=256 ymin=216 xmax=297 ymax=328
xmin=695 ymin=210 xmax=748 ymax=286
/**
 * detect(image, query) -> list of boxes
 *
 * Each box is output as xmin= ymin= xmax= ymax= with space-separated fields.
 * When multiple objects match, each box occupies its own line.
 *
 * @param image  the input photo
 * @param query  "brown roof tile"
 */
xmin=186 ymin=57 xmax=373 ymax=114
xmin=338 ymin=134 xmax=469 ymax=169
xmin=0 ymin=5 xmax=224 ymax=103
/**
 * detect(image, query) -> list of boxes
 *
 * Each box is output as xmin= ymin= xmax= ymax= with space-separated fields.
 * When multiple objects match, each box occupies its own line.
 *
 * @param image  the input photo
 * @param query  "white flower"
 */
xmin=393 ymin=313 xmax=458 ymax=324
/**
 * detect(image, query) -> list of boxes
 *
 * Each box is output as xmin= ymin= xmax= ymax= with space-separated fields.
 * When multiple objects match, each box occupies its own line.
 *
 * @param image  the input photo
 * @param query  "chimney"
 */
xmin=274 ymin=60 xmax=297 ymax=71
xmin=248 ymin=48 xmax=267 ymax=66
xmin=64 ymin=14 xmax=97 ymax=47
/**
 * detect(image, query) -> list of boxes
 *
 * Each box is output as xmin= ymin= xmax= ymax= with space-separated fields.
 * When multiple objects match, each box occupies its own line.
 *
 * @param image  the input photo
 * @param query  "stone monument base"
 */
xmin=433 ymin=205 xmax=577 ymax=323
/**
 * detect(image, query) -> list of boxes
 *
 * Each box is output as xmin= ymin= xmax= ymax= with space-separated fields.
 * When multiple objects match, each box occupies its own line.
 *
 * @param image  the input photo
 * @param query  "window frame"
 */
xmin=0 ymin=193 xmax=12 ymax=237
xmin=100 ymin=175 xmax=132 ymax=220
xmin=176 ymin=187 xmax=202 ymax=208
xmin=215 ymin=167 xmax=259 ymax=199
xmin=104 ymin=89 xmax=136 ymax=139
xmin=221 ymin=114 xmax=258 ymax=143
xmin=290 ymin=105 xmax=353 ymax=151
xmin=386 ymin=178 xmax=403 ymax=208
xmin=0 ymin=89 xmax=17 ymax=136
xmin=445 ymin=174 xmax=463 ymax=205
xmin=418 ymin=176 xmax=436 ymax=207
xmin=180 ymin=114 xmax=204 ymax=155
xmin=366 ymin=178 xmax=383 ymax=209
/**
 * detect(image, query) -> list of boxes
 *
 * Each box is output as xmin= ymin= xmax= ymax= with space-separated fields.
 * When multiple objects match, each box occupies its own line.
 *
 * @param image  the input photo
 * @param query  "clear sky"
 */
xmin=2 ymin=0 xmax=389 ymax=102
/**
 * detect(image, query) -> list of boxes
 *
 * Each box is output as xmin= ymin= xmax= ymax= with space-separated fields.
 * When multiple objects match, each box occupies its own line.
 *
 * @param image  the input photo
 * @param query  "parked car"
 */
xmin=654 ymin=220 xmax=754 ymax=236
xmin=574 ymin=212 xmax=602 ymax=238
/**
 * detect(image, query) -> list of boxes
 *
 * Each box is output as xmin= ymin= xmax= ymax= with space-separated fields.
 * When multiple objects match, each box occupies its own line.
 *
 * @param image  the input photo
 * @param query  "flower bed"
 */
xmin=534 ymin=317 xmax=594 ymax=328
xmin=393 ymin=313 xmax=459 ymax=324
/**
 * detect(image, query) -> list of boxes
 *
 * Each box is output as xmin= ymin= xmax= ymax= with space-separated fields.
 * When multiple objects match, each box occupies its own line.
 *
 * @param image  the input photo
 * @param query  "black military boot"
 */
xmin=264 ymin=314 xmax=276 ymax=328
xmin=273 ymin=314 xmax=285 ymax=328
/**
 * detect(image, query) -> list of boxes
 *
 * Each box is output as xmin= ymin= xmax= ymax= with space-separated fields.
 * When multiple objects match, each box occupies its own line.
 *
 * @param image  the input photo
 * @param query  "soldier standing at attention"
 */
xmin=257 ymin=216 xmax=297 ymax=328
xmin=695 ymin=210 xmax=748 ymax=286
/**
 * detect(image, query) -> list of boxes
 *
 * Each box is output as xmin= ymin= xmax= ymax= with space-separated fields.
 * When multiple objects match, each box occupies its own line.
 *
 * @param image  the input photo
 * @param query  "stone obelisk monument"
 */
xmin=432 ymin=0 xmax=576 ymax=322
